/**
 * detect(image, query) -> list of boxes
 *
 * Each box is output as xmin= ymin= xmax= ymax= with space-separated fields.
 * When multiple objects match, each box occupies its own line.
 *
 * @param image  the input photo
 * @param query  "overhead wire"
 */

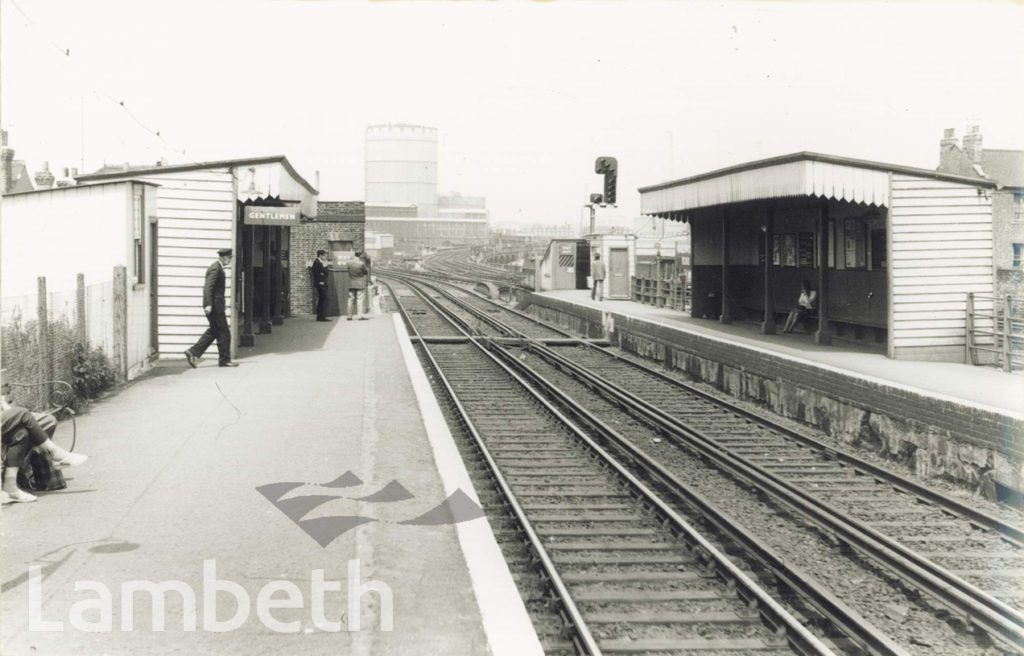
xmin=5 ymin=0 xmax=198 ymax=164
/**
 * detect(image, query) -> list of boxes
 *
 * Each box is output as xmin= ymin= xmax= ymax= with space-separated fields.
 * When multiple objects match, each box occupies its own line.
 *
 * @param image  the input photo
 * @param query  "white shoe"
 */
xmin=3 ymin=488 xmax=38 ymax=503
xmin=54 ymin=452 xmax=89 ymax=468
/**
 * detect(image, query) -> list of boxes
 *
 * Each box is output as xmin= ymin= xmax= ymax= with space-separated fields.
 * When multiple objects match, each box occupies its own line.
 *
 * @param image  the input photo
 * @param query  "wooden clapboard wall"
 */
xmin=889 ymin=173 xmax=993 ymax=361
xmin=131 ymin=167 xmax=236 ymax=358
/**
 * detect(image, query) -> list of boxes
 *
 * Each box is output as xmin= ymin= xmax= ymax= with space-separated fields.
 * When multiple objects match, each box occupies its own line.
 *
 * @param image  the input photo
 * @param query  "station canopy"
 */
xmin=639 ymin=151 xmax=995 ymax=219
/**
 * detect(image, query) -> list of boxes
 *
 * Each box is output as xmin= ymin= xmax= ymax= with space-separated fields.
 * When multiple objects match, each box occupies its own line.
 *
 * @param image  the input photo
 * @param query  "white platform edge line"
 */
xmin=547 ymin=293 xmax=1023 ymax=421
xmin=392 ymin=314 xmax=545 ymax=656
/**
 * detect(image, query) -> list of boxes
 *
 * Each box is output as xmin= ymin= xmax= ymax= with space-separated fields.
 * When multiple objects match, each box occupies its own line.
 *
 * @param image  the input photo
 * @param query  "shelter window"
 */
xmin=1013 ymin=243 xmax=1023 ymax=269
xmin=870 ymin=229 xmax=886 ymax=270
xmin=843 ymin=219 xmax=868 ymax=269
xmin=132 ymin=189 xmax=145 ymax=284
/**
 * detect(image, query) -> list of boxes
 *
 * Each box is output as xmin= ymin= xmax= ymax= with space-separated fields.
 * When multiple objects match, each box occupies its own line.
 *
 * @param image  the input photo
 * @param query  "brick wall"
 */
xmin=289 ymin=201 xmax=365 ymax=316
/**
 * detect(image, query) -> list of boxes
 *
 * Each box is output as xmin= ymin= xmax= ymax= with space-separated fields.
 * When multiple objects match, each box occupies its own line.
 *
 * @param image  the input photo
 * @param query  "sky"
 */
xmin=3 ymin=0 xmax=1023 ymax=226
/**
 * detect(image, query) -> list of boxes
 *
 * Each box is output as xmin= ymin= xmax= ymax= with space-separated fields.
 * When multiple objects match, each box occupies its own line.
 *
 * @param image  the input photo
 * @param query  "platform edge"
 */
xmin=392 ymin=314 xmax=545 ymax=656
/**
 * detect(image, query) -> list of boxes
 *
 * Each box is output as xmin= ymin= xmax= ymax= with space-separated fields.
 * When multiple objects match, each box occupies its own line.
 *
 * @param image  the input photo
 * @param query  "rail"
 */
xmin=966 ymin=293 xmax=1024 ymax=372
xmin=394 ymin=275 xmax=1024 ymax=651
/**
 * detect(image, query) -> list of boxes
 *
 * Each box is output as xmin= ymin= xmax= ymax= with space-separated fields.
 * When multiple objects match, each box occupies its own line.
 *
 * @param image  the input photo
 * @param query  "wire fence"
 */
xmin=1 ymin=272 xmax=122 ymax=410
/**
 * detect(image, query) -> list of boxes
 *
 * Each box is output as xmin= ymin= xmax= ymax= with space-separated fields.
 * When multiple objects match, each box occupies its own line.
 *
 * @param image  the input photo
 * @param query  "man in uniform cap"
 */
xmin=184 ymin=248 xmax=238 ymax=368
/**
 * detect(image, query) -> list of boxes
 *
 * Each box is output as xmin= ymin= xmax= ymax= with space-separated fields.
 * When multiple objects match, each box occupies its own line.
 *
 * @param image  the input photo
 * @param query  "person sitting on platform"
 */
xmin=1 ymin=385 xmax=88 ymax=504
xmin=782 ymin=280 xmax=818 ymax=333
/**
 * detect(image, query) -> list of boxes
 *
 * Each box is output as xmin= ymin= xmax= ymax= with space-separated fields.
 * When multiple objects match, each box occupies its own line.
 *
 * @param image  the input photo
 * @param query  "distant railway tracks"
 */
xmin=381 ymin=272 xmax=1024 ymax=655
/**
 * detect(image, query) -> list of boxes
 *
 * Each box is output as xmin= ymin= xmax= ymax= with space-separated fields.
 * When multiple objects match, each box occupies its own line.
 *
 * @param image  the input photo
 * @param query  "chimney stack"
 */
xmin=34 ymin=161 xmax=55 ymax=189
xmin=962 ymin=124 xmax=983 ymax=166
xmin=1 ymin=129 xmax=14 ymax=194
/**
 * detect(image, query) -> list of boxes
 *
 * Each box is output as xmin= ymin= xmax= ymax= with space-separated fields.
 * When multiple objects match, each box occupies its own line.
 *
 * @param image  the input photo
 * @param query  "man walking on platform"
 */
xmin=312 ymin=249 xmax=331 ymax=321
xmin=184 ymin=248 xmax=238 ymax=368
xmin=591 ymin=252 xmax=606 ymax=301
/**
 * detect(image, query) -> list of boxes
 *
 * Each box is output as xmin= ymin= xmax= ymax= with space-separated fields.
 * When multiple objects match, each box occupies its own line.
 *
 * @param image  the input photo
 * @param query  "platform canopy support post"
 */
xmin=815 ymin=199 xmax=832 ymax=346
xmin=720 ymin=208 xmax=731 ymax=324
xmin=762 ymin=203 xmax=776 ymax=335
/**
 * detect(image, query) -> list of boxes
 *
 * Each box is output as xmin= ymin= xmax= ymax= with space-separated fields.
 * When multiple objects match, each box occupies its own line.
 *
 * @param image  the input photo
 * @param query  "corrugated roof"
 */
xmin=76 ymin=155 xmax=318 ymax=194
xmin=639 ymin=151 xmax=997 ymax=216
xmin=4 ymin=178 xmax=160 ymax=197
xmin=982 ymin=149 xmax=1024 ymax=189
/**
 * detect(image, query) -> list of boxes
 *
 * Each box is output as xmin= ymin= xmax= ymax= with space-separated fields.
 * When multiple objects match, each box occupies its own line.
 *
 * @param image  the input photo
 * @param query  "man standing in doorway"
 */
xmin=312 ymin=249 xmax=330 ymax=321
xmin=184 ymin=248 xmax=238 ymax=368
xmin=591 ymin=252 xmax=606 ymax=301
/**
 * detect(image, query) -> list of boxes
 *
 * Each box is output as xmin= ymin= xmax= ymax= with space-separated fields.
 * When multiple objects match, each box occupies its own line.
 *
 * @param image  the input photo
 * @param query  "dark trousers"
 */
xmin=315 ymin=285 xmax=328 ymax=320
xmin=591 ymin=278 xmax=604 ymax=300
xmin=188 ymin=308 xmax=231 ymax=364
xmin=2 ymin=407 xmax=54 ymax=469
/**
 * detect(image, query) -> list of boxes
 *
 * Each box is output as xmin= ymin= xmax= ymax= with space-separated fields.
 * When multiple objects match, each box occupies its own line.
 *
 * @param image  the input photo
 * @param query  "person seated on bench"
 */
xmin=1 ymin=388 xmax=88 ymax=504
xmin=782 ymin=280 xmax=818 ymax=334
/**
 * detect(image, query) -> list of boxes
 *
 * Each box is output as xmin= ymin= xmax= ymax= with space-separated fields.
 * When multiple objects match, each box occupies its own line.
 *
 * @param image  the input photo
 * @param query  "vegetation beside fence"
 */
xmin=2 ymin=268 xmax=126 ymax=411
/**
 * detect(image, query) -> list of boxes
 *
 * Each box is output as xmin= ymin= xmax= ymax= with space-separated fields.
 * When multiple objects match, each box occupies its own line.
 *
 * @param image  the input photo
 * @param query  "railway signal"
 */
xmin=595 ymin=156 xmax=617 ymax=205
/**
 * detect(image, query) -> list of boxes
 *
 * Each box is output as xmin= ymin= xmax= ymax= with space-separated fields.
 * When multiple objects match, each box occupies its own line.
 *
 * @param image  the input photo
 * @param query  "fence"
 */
xmin=966 ymin=293 xmax=1024 ymax=373
xmin=631 ymin=275 xmax=690 ymax=311
xmin=2 ymin=267 xmax=129 ymax=408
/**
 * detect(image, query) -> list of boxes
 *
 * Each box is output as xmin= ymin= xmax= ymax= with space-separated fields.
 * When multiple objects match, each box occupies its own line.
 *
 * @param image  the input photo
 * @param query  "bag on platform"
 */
xmin=18 ymin=448 xmax=67 ymax=492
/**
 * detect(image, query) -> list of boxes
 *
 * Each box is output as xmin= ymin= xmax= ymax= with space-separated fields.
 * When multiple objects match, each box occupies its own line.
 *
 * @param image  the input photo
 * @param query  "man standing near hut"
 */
xmin=591 ymin=252 xmax=606 ymax=302
xmin=346 ymin=252 xmax=370 ymax=321
xmin=312 ymin=249 xmax=331 ymax=321
xmin=184 ymin=248 xmax=238 ymax=368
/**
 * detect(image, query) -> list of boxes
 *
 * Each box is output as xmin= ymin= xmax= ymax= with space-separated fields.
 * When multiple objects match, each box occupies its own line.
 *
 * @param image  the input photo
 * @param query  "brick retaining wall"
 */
xmin=520 ymin=292 xmax=1024 ymax=500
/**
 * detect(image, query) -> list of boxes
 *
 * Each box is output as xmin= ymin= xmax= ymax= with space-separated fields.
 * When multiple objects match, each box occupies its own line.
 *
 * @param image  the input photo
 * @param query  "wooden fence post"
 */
xmin=1004 ymin=294 xmax=1012 ymax=372
xmin=965 ymin=292 xmax=975 ymax=365
xmin=37 ymin=276 xmax=51 ymax=404
xmin=76 ymin=273 xmax=87 ymax=345
xmin=112 ymin=265 xmax=128 ymax=381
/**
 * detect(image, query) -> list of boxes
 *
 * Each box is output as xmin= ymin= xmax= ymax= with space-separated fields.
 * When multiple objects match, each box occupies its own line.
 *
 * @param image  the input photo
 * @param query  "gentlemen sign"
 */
xmin=244 ymin=206 xmax=300 ymax=226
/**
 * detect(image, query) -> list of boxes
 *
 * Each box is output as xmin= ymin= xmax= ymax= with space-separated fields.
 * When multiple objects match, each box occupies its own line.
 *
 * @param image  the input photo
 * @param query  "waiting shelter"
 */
xmin=639 ymin=152 xmax=998 ymax=362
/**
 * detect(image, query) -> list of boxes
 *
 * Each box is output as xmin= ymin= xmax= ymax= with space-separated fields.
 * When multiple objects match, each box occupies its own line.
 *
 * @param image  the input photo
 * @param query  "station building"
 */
xmin=76 ymin=156 xmax=322 ymax=356
xmin=2 ymin=180 xmax=160 ymax=379
xmin=639 ymin=152 xmax=999 ymax=363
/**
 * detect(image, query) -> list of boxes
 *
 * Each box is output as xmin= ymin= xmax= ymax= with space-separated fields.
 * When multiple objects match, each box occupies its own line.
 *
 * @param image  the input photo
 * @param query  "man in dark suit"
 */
xmin=312 ymin=249 xmax=331 ymax=321
xmin=184 ymin=248 xmax=237 ymax=368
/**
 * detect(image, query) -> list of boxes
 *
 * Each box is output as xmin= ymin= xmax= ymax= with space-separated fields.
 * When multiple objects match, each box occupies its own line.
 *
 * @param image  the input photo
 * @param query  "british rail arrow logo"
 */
xmin=256 ymin=471 xmax=485 ymax=547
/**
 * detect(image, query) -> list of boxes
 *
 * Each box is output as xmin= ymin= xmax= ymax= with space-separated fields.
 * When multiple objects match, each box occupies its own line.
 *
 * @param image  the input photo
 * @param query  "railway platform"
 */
xmin=525 ymin=289 xmax=1024 ymax=498
xmin=1 ymin=314 xmax=540 ymax=655
xmin=539 ymin=289 xmax=1023 ymax=415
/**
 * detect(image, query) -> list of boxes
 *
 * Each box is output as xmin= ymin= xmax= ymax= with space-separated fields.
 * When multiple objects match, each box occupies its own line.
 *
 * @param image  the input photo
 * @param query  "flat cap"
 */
xmin=217 ymin=248 xmax=233 ymax=257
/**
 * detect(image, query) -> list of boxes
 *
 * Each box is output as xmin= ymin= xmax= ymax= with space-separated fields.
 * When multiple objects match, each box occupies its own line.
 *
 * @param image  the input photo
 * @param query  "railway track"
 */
xmin=382 ymin=274 xmax=1024 ymax=654
xmin=387 ymin=278 xmax=839 ymax=655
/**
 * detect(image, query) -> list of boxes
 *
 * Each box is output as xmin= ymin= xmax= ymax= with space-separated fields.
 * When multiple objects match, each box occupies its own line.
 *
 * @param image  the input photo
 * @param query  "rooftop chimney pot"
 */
xmin=963 ymin=125 xmax=983 ymax=165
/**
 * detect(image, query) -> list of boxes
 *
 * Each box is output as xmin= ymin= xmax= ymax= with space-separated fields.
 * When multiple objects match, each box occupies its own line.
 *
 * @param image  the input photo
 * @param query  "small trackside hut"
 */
xmin=639 ymin=152 xmax=999 ymax=362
